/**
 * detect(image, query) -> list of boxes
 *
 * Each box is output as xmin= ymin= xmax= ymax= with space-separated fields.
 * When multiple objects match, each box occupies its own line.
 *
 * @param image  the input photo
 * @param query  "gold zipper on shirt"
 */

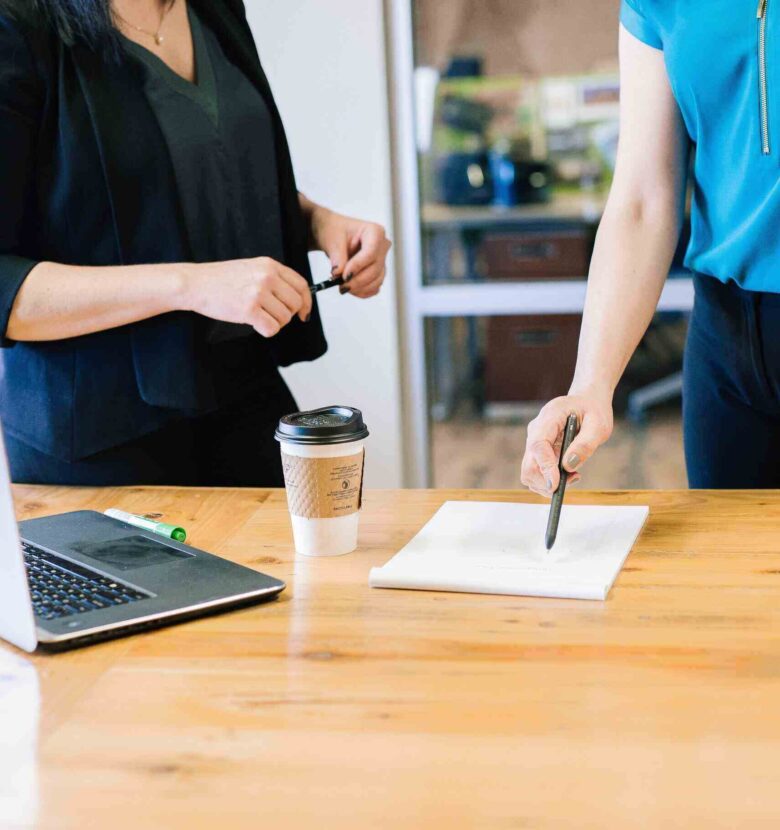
xmin=758 ymin=0 xmax=771 ymax=155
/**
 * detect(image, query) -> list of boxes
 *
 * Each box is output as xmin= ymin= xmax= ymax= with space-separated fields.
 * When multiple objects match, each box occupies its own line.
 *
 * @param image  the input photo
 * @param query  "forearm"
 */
xmin=6 ymin=260 xmax=192 ymax=342
xmin=298 ymin=192 xmax=317 ymax=249
xmin=298 ymin=192 xmax=331 ymax=252
xmin=569 ymin=192 xmax=683 ymax=399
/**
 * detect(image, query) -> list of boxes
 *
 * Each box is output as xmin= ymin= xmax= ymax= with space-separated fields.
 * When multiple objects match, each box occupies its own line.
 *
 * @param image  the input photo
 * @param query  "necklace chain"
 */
xmin=113 ymin=0 xmax=177 ymax=46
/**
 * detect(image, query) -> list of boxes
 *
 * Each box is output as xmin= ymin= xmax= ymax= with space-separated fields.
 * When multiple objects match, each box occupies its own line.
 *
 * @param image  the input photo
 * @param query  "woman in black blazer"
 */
xmin=0 ymin=0 xmax=391 ymax=486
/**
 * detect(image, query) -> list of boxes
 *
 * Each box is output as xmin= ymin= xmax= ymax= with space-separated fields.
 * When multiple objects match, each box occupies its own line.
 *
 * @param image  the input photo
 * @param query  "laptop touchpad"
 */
xmin=70 ymin=535 xmax=194 ymax=571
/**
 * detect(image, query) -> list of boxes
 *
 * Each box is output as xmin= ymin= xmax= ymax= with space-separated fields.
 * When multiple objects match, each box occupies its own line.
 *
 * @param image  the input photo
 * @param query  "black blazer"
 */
xmin=0 ymin=0 xmax=327 ymax=461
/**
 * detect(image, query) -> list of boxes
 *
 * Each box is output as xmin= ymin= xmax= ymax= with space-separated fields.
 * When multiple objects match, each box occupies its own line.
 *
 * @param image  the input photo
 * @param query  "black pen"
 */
xmin=545 ymin=413 xmax=580 ymax=551
xmin=310 ymin=276 xmax=344 ymax=294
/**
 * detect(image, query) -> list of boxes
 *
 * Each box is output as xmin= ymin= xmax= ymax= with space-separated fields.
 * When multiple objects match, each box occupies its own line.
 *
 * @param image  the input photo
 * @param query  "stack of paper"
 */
xmin=369 ymin=501 xmax=649 ymax=601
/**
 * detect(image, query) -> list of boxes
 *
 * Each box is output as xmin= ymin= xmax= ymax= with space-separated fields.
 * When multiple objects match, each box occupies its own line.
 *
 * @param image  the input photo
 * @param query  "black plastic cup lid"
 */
xmin=275 ymin=406 xmax=369 ymax=445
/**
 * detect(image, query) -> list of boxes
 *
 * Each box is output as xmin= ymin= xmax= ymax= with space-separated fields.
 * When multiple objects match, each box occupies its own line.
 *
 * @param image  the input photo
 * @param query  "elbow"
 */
xmin=607 ymin=186 xmax=683 ymax=236
xmin=0 ymin=256 xmax=42 ymax=344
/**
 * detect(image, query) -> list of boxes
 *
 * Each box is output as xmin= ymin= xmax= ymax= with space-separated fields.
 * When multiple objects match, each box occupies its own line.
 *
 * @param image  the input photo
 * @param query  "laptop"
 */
xmin=0 ymin=430 xmax=285 ymax=652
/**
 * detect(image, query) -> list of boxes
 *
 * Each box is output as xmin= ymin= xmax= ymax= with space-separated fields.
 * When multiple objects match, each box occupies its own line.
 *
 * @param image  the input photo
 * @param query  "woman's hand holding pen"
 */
xmin=304 ymin=200 xmax=392 ymax=299
xmin=520 ymin=390 xmax=614 ymax=497
xmin=184 ymin=256 xmax=313 ymax=338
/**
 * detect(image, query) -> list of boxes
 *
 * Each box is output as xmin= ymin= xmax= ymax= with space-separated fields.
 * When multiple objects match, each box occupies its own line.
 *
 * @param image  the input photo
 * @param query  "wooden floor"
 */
xmin=433 ymin=407 xmax=686 ymax=489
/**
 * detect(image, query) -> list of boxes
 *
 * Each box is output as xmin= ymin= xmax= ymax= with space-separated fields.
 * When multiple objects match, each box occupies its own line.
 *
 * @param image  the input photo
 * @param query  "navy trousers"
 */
xmin=5 ymin=371 xmax=297 ymax=487
xmin=683 ymin=273 xmax=780 ymax=488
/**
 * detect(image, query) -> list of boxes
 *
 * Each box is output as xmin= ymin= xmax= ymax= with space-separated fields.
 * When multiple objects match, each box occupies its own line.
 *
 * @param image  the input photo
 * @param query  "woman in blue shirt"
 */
xmin=522 ymin=0 xmax=780 ymax=493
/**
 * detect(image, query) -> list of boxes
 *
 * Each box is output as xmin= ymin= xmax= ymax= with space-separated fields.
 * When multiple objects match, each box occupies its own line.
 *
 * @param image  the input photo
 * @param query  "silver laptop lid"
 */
xmin=0 ymin=427 xmax=37 ymax=652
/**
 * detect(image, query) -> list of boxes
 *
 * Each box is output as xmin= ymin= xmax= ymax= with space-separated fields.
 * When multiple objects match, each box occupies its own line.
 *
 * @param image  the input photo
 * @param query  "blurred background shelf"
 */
xmin=421 ymin=195 xmax=606 ymax=228
xmin=418 ymin=277 xmax=693 ymax=316
xmin=389 ymin=0 xmax=688 ymax=488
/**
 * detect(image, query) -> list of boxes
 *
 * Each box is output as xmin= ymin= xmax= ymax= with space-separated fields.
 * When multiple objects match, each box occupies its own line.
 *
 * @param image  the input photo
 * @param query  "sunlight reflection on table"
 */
xmin=0 ymin=648 xmax=39 ymax=828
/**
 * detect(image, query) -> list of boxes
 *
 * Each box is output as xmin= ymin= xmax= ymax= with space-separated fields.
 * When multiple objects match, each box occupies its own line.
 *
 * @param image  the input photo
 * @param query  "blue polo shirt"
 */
xmin=620 ymin=0 xmax=780 ymax=293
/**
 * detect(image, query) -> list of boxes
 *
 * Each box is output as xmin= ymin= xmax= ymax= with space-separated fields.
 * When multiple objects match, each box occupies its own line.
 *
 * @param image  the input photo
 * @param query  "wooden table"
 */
xmin=5 ymin=487 xmax=780 ymax=829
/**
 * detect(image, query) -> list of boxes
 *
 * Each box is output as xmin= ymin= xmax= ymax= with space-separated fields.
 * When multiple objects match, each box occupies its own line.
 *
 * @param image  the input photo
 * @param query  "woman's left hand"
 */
xmin=308 ymin=204 xmax=391 ymax=299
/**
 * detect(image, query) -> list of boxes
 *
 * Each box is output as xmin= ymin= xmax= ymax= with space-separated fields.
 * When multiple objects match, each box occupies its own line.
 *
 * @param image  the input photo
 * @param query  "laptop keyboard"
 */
xmin=22 ymin=542 xmax=148 ymax=621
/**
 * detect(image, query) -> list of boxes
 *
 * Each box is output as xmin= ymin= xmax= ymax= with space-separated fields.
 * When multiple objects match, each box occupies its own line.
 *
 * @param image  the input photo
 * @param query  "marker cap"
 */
xmin=154 ymin=523 xmax=187 ymax=542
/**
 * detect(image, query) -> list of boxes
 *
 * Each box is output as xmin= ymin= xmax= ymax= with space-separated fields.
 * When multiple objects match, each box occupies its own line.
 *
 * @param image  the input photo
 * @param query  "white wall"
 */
xmin=245 ymin=0 xmax=404 ymax=488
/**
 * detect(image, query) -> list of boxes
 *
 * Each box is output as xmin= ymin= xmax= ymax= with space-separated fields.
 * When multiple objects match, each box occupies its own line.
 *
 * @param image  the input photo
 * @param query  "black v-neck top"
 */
xmin=0 ymin=2 xmax=328 ymax=462
xmin=122 ymin=7 xmax=286 ymax=399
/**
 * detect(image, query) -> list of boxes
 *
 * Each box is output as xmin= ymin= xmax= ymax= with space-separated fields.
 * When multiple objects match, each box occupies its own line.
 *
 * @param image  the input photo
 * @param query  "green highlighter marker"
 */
xmin=105 ymin=508 xmax=187 ymax=542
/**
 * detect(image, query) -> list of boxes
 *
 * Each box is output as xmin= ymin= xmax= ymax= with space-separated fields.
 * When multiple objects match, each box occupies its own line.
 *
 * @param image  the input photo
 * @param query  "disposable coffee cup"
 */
xmin=275 ymin=406 xmax=369 ymax=557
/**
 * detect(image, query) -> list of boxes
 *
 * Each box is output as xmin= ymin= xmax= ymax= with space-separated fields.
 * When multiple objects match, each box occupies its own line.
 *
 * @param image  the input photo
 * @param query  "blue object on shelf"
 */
xmin=436 ymin=153 xmax=493 ymax=206
xmin=488 ymin=149 xmax=517 ymax=207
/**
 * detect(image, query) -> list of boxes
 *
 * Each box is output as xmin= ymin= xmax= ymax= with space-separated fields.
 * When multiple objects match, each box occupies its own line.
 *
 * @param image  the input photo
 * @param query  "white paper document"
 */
xmin=369 ymin=501 xmax=649 ymax=601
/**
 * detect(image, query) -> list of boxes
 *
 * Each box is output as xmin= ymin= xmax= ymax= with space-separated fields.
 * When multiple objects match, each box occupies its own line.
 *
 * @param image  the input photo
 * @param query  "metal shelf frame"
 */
xmin=416 ymin=278 xmax=693 ymax=317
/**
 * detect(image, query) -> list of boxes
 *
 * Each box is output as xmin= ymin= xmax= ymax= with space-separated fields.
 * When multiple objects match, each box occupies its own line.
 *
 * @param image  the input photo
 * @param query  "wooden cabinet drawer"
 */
xmin=480 ymin=229 xmax=592 ymax=280
xmin=485 ymin=315 xmax=581 ymax=403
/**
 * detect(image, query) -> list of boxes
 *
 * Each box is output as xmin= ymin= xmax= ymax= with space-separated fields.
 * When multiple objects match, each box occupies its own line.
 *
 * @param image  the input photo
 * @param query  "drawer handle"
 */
xmin=515 ymin=330 xmax=557 ymax=346
xmin=509 ymin=242 xmax=559 ymax=261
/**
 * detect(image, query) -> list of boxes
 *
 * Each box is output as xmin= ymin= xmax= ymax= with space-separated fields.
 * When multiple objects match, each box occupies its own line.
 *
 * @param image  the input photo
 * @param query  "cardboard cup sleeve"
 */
xmin=281 ymin=451 xmax=365 ymax=519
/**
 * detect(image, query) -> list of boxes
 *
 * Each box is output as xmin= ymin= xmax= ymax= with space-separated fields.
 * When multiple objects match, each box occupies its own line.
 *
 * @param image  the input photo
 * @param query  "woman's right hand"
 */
xmin=184 ymin=257 xmax=313 ymax=337
xmin=520 ymin=392 xmax=614 ymax=497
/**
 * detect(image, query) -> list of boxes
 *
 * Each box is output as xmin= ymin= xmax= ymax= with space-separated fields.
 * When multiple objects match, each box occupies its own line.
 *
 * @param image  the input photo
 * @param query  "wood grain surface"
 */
xmin=6 ymin=486 xmax=780 ymax=829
